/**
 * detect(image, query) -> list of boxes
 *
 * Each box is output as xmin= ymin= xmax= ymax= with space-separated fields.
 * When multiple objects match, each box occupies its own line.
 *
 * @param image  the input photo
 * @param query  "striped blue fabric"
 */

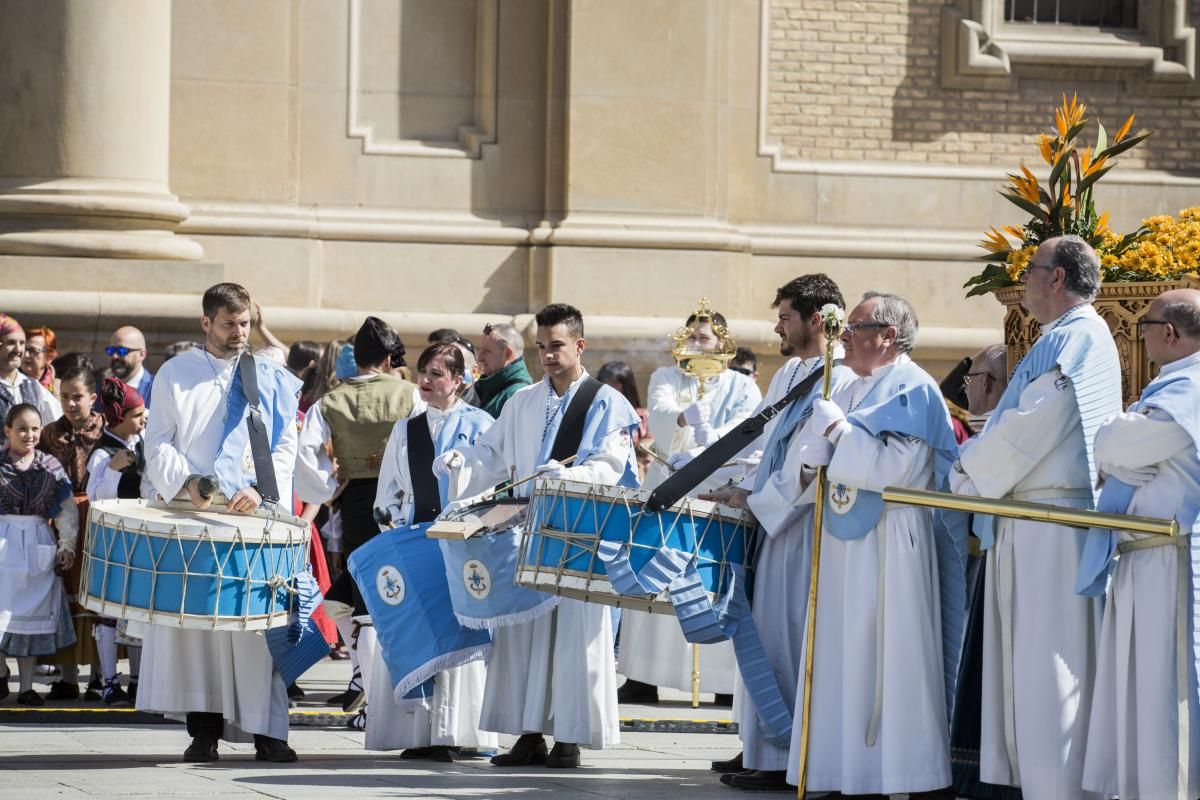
xmin=266 ymin=618 xmax=329 ymax=686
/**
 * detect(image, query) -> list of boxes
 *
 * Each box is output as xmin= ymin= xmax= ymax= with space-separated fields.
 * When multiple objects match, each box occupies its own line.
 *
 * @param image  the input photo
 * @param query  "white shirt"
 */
xmin=85 ymin=431 xmax=142 ymax=502
xmin=0 ymin=369 xmax=62 ymax=426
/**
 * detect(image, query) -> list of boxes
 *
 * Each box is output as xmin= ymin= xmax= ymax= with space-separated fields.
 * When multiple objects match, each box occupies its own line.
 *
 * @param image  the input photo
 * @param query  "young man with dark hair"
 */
xmin=137 ymin=282 xmax=304 ymax=763
xmin=435 ymin=302 xmax=641 ymax=769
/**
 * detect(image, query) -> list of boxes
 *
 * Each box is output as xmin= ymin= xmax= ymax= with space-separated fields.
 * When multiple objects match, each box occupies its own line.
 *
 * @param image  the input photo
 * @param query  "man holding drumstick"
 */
xmin=137 ymin=282 xmax=303 ymax=764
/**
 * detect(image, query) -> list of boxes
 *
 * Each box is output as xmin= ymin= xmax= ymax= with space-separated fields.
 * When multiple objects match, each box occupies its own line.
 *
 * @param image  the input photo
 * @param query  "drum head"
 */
xmin=439 ymin=497 xmax=528 ymax=535
xmin=88 ymin=499 xmax=309 ymax=543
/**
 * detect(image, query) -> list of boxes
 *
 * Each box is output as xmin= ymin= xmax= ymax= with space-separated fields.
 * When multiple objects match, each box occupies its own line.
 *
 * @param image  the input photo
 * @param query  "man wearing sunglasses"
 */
xmin=107 ymin=326 xmax=153 ymax=407
xmin=1076 ymin=288 xmax=1200 ymax=799
xmin=949 ymin=235 xmax=1122 ymax=800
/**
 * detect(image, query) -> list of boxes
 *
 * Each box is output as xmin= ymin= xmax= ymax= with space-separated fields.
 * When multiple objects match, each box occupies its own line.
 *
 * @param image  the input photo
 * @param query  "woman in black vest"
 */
xmin=84 ymin=377 xmax=148 ymax=705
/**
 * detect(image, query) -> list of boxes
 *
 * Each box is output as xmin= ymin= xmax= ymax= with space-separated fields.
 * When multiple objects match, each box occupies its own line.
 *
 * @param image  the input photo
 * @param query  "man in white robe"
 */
xmin=1080 ymin=288 xmax=1200 ymax=800
xmin=701 ymin=274 xmax=854 ymax=791
xmin=138 ymin=283 xmax=302 ymax=763
xmin=951 ymin=236 xmax=1121 ymax=800
xmin=618 ymin=307 xmax=760 ymax=705
xmin=437 ymin=303 xmax=641 ymax=769
xmin=784 ymin=291 xmax=962 ymax=795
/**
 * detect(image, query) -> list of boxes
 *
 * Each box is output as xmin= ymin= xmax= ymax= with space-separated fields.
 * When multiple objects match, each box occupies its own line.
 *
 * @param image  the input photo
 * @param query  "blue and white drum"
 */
xmin=80 ymin=499 xmax=310 ymax=631
xmin=518 ymin=478 xmax=756 ymax=614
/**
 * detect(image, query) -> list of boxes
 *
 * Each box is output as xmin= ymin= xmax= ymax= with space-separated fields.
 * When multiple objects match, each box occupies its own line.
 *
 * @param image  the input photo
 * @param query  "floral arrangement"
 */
xmin=961 ymin=95 xmax=1187 ymax=297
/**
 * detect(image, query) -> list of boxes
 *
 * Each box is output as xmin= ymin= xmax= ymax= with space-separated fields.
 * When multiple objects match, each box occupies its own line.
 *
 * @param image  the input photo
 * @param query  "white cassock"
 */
xmin=785 ymin=355 xmax=951 ymax=793
xmin=741 ymin=356 xmax=853 ymax=772
xmin=357 ymin=402 xmax=498 ymax=752
xmin=450 ymin=373 xmax=630 ymax=748
xmin=135 ymin=349 xmax=298 ymax=742
xmin=619 ymin=366 xmax=760 ymax=694
xmin=955 ymin=368 xmax=1102 ymax=799
xmin=1082 ymin=359 xmax=1200 ymax=799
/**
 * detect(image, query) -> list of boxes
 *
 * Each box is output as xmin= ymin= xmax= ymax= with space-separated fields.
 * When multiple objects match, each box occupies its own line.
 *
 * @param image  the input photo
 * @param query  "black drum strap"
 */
xmin=406 ymin=413 xmax=442 ymax=524
xmin=549 ymin=376 xmax=603 ymax=464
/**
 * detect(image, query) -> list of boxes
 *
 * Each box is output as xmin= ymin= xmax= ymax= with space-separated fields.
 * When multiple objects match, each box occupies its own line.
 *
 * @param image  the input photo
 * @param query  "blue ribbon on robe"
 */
xmin=819 ymin=360 xmax=968 ymax=724
xmin=265 ymin=571 xmax=327 ymax=686
xmin=973 ymin=305 xmax=1122 ymax=549
xmin=212 ymin=355 xmax=303 ymax=500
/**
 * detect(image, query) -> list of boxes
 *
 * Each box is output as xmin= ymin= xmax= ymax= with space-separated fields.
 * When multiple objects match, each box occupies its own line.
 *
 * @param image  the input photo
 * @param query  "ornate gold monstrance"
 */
xmin=670 ymin=297 xmax=737 ymax=398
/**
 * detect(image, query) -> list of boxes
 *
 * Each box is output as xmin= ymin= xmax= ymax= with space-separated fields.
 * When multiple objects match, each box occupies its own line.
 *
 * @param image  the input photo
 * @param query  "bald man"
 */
xmin=1078 ymin=288 xmax=1200 ymax=799
xmin=108 ymin=326 xmax=153 ymax=406
xmin=964 ymin=344 xmax=1008 ymax=418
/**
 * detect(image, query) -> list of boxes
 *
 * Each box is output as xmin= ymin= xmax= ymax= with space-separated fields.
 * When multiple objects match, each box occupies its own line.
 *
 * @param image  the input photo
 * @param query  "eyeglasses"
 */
xmin=1136 ymin=318 xmax=1170 ymax=331
xmin=962 ymin=371 xmax=992 ymax=387
xmin=106 ymin=346 xmax=135 ymax=358
xmin=25 ymin=346 xmax=46 ymax=355
xmin=1019 ymin=262 xmax=1057 ymax=284
xmin=842 ymin=322 xmax=891 ymax=336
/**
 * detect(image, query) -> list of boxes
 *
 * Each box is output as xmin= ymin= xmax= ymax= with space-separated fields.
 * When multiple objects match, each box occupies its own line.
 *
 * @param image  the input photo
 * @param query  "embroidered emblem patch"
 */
xmin=241 ymin=443 xmax=255 ymax=475
xmin=830 ymin=482 xmax=857 ymax=515
xmin=375 ymin=566 xmax=405 ymax=606
xmin=463 ymin=559 xmax=491 ymax=600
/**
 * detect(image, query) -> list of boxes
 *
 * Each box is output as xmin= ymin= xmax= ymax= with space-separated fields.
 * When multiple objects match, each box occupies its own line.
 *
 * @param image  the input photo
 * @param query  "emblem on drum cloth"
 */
xmin=830 ymin=483 xmax=856 ymax=514
xmin=376 ymin=566 xmax=405 ymax=605
xmin=463 ymin=560 xmax=491 ymax=600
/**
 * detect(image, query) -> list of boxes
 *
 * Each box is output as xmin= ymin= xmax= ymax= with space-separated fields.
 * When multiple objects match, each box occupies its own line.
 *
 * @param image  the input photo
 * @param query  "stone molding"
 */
xmin=939 ymin=0 xmax=1197 ymax=94
xmin=345 ymin=0 xmax=499 ymax=159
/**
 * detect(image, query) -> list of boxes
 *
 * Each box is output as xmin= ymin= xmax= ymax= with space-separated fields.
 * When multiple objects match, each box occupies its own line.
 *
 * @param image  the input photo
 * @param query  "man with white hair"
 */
xmin=474 ymin=322 xmax=531 ymax=418
xmin=783 ymin=291 xmax=965 ymax=795
xmin=951 ymin=235 xmax=1122 ymax=799
xmin=1078 ymin=288 xmax=1200 ymax=800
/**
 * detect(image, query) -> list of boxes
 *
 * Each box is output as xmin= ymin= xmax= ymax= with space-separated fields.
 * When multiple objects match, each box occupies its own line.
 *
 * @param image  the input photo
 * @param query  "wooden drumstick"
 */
xmin=491 ymin=455 xmax=578 ymax=496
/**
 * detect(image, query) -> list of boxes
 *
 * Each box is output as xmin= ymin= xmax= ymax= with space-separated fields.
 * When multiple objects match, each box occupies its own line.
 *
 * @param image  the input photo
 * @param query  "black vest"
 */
xmin=94 ymin=431 xmax=144 ymax=500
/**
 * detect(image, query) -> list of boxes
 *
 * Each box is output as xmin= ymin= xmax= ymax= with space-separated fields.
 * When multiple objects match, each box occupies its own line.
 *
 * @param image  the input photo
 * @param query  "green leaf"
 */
xmin=1077 ymin=164 xmax=1113 ymax=195
xmin=1094 ymin=121 xmax=1108 ymax=154
xmin=1048 ymin=147 xmax=1073 ymax=188
xmin=1064 ymin=120 xmax=1088 ymax=145
xmin=1001 ymin=191 xmax=1049 ymax=220
xmin=1097 ymin=131 xmax=1152 ymax=161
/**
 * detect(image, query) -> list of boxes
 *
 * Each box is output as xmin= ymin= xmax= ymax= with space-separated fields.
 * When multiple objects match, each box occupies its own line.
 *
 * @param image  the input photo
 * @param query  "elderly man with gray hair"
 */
xmin=949 ymin=235 xmax=1122 ymax=800
xmin=780 ymin=291 xmax=966 ymax=795
xmin=473 ymin=322 xmax=532 ymax=418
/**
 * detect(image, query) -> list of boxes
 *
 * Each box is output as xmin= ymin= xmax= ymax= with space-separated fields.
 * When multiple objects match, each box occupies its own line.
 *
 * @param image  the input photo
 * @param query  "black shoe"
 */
xmin=102 ymin=679 xmax=131 ymax=706
xmin=909 ymin=789 xmax=957 ymax=800
xmin=712 ymin=752 xmax=744 ymax=773
xmin=724 ymin=770 xmax=791 ymax=791
xmin=254 ymin=735 xmax=298 ymax=763
xmin=713 ymin=693 xmax=734 ymax=707
xmin=429 ymin=746 xmax=459 ymax=763
xmin=341 ymin=670 xmax=365 ymax=712
xmin=490 ymin=733 xmax=548 ymax=766
xmin=616 ymin=679 xmax=659 ymax=704
xmin=324 ymin=689 xmax=350 ymax=706
xmin=545 ymin=741 xmax=581 ymax=769
xmin=182 ymin=736 xmax=219 ymax=763
xmin=127 ymin=678 xmax=138 ymax=705
xmin=84 ymin=676 xmax=103 ymax=701
xmin=346 ymin=708 xmax=366 ymax=730
xmin=0 ymin=674 xmax=8 ymax=702
xmin=287 ymin=682 xmax=305 ymax=701
xmin=17 ymin=689 xmax=45 ymax=706
xmin=46 ymin=680 xmax=80 ymax=701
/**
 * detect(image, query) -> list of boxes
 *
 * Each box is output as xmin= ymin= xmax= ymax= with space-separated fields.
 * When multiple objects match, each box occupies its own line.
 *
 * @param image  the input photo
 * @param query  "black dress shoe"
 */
xmin=545 ymin=741 xmax=581 ymax=769
xmin=909 ymin=789 xmax=957 ymax=800
xmin=47 ymin=680 xmax=80 ymax=701
xmin=17 ymin=689 xmax=45 ymax=706
xmin=0 ymin=674 xmax=9 ymax=702
xmin=711 ymin=751 xmax=744 ymax=773
xmin=127 ymin=678 xmax=138 ymax=705
xmin=724 ymin=770 xmax=791 ymax=791
xmin=286 ymin=682 xmax=305 ymax=701
xmin=83 ymin=676 xmax=103 ymax=701
xmin=324 ymin=689 xmax=350 ymax=706
xmin=182 ymin=736 xmax=219 ymax=762
xmin=490 ymin=733 xmax=548 ymax=766
xmin=254 ymin=735 xmax=298 ymax=763
xmin=616 ymin=679 xmax=659 ymax=704
xmin=399 ymin=745 xmax=459 ymax=761
xmin=713 ymin=693 xmax=734 ymax=707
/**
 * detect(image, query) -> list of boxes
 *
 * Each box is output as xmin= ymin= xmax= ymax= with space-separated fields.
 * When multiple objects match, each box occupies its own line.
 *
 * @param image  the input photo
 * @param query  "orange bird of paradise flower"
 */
xmin=980 ymin=227 xmax=1014 ymax=254
xmin=1054 ymin=93 xmax=1086 ymax=139
xmin=1113 ymin=113 xmax=1135 ymax=144
xmin=1007 ymin=164 xmax=1042 ymax=205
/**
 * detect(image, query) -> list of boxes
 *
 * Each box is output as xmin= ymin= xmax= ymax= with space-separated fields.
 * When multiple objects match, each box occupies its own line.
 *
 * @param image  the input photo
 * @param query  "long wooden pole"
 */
xmin=796 ymin=311 xmax=842 ymax=798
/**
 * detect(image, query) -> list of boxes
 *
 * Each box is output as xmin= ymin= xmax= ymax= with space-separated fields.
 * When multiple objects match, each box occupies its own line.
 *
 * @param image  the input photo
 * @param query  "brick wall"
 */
xmin=767 ymin=0 xmax=1200 ymax=171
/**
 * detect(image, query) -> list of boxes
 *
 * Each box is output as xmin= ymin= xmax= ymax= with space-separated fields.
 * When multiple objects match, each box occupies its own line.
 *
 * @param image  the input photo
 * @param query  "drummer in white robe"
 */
xmin=436 ymin=303 xmax=641 ymax=769
xmin=1078 ymin=288 xmax=1200 ymax=800
xmin=702 ymin=274 xmax=854 ymax=791
xmin=137 ymin=283 xmax=303 ymax=764
xmin=361 ymin=342 xmax=498 ymax=761
xmin=618 ymin=306 xmax=760 ymax=704
xmin=784 ymin=292 xmax=965 ymax=795
xmin=950 ymin=236 xmax=1121 ymax=800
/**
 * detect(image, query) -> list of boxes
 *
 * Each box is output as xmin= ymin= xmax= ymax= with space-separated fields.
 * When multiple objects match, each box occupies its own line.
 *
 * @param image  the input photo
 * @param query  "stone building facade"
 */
xmin=1 ymin=0 xmax=1196 ymax=385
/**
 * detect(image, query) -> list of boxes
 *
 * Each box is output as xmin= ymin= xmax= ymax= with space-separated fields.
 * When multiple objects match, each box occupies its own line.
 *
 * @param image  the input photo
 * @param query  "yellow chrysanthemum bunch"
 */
xmin=1103 ymin=207 xmax=1200 ymax=282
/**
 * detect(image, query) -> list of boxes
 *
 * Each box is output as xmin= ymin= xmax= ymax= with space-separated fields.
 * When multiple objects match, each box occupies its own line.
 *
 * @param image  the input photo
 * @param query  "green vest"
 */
xmin=320 ymin=374 xmax=416 ymax=481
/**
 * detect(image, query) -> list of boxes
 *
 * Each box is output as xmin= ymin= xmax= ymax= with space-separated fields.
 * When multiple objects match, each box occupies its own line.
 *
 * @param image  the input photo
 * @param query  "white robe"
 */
xmin=956 ymin=368 xmax=1102 ymax=800
xmin=619 ymin=366 xmax=760 ymax=695
xmin=785 ymin=357 xmax=951 ymax=793
xmin=450 ymin=372 xmax=629 ymax=748
xmin=136 ymin=349 xmax=298 ymax=742
xmin=358 ymin=403 xmax=498 ymax=751
xmin=1082 ymin=353 xmax=1200 ymax=800
xmin=740 ymin=356 xmax=853 ymax=772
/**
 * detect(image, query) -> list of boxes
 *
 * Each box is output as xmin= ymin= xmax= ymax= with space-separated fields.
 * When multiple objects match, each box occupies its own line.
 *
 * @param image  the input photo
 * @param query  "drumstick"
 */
xmin=492 ymin=455 xmax=578 ymax=496
xmin=637 ymin=443 xmax=677 ymax=473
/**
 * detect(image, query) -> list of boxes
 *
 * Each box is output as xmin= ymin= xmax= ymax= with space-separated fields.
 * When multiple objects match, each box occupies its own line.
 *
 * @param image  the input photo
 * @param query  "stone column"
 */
xmin=0 ymin=0 xmax=202 ymax=259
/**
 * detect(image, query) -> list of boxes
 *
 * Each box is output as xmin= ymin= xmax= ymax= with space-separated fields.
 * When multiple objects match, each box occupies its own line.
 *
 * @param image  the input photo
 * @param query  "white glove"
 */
xmin=1103 ymin=463 xmax=1159 ymax=486
xmin=682 ymin=399 xmax=712 ymax=426
xmin=808 ymin=399 xmax=846 ymax=438
xmin=793 ymin=434 xmax=833 ymax=467
xmin=432 ymin=450 xmax=464 ymax=478
xmin=949 ymin=460 xmax=979 ymax=496
xmin=693 ymin=422 xmax=718 ymax=447
xmin=536 ymin=459 xmax=573 ymax=481
xmin=667 ymin=452 xmax=694 ymax=471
